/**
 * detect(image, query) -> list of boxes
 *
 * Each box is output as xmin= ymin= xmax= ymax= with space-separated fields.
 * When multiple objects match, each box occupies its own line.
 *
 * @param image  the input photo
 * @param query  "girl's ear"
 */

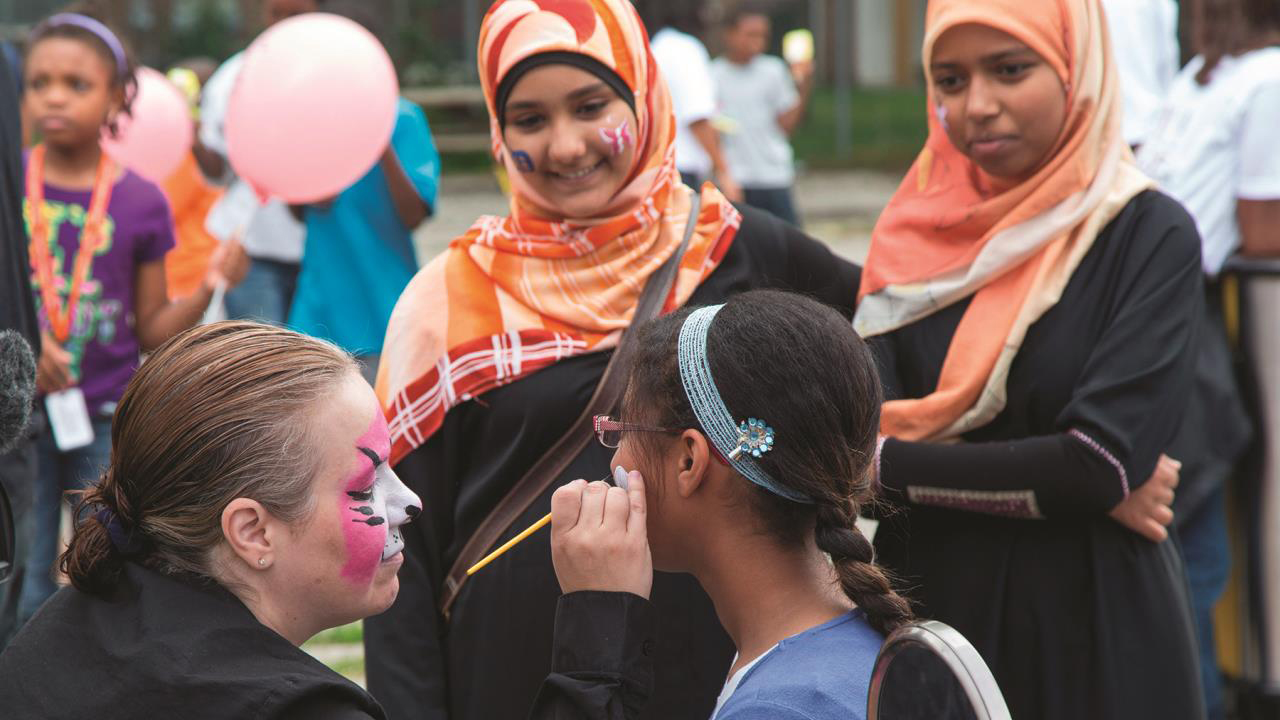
xmin=674 ymin=429 xmax=712 ymax=499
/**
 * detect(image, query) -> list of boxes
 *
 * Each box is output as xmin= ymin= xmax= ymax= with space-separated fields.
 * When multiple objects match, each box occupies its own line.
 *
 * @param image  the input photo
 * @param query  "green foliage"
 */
xmin=307 ymin=620 xmax=363 ymax=645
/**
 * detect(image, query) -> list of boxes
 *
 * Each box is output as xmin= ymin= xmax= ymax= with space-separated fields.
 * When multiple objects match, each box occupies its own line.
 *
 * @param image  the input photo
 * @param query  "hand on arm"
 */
xmin=1108 ymin=453 xmax=1179 ymax=542
xmin=1237 ymin=199 xmax=1280 ymax=257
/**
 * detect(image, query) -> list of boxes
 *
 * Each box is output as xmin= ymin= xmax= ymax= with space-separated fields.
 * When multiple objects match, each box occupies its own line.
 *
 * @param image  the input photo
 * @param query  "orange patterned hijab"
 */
xmin=377 ymin=0 xmax=741 ymax=464
xmin=855 ymin=0 xmax=1153 ymax=442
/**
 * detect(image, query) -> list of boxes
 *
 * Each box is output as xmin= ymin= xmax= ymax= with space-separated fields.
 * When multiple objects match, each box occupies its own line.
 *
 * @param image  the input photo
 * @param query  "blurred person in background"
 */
xmin=1137 ymin=0 xmax=1280 ymax=716
xmin=287 ymin=2 xmax=439 ymax=384
xmin=161 ymin=59 xmax=224 ymax=301
xmin=18 ymin=12 xmax=245 ymax=625
xmin=711 ymin=3 xmax=813 ymax=227
xmin=1101 ymin=0 xmax=1180 ymax=149
xmin=197 ymin=0 xmax=316 ymax=324
xmin=640 ymin=0 xmax=742 ymax=201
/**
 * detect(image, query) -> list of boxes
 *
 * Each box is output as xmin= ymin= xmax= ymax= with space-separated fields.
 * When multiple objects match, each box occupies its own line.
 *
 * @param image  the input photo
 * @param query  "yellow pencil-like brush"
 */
xmin=466 ymin=472 xmax=616 ymax=576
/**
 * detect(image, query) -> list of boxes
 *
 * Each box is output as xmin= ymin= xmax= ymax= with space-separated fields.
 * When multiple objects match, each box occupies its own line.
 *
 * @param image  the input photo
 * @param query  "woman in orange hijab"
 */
xmin=860 ymin=0 xmax=1203 ymax=717
xmin=366 ymin=1 xmax=859 ymax=717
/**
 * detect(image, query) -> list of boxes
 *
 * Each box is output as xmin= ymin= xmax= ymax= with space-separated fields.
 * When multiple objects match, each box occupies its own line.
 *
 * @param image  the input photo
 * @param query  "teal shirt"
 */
xmin=289 ymin=98 xmax=439 ymax=354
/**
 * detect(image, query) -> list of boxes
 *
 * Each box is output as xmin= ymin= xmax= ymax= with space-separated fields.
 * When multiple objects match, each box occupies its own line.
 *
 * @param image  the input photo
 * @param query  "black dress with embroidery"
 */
xmin=363 ymin=206 xmax=860 ymax=720
xmin=870 ymin=190 xmax=1205 ymax=720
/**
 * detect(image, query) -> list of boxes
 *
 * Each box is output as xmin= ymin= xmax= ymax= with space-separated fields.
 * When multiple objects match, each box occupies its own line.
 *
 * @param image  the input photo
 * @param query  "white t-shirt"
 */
xmin=651 ymin=28 xmax=716 ymax=177
xmin=1102 ymin=0 xmax=1179 ymax=146
xmin=1137 ymin=48 xmax=1280 ymax=275
xmin=199 ymin=52 xmax=305 ymax=263
xmin=710 ymin=648 xmax=776 ymax=720
xmin=711 ymin=55 xmax=799 ymax=188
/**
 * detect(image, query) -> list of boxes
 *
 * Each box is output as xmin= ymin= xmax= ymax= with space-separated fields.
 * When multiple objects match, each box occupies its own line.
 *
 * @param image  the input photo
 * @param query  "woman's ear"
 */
xmin=674 ymin=429 xmax=712 ymax=499
xmin=221 ymin=498 xmax=278 ymax=571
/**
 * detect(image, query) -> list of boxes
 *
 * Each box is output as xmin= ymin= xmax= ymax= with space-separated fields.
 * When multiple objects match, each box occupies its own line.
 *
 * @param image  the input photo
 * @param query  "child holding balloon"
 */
xmin=17 ymin=13 xmax=246 ymax=624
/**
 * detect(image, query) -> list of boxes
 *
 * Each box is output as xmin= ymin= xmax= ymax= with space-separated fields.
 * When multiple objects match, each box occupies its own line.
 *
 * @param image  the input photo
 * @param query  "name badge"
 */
xmin=46 ymin=387 xmax=95 ymax=452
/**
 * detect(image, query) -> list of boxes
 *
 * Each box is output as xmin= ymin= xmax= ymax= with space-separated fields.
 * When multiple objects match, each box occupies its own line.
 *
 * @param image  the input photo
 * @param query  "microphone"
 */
xmin=0 ymin=330 xmax=36 ymax=455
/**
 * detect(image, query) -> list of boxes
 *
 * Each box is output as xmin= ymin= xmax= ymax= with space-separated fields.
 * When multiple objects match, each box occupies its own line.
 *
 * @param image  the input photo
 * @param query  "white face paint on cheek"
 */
xmin=375 ymin=465 xmax=421 ymax=560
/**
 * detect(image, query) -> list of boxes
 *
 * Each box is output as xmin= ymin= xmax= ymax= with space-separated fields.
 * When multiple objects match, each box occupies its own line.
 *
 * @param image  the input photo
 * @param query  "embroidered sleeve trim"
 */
xmin=1068 ymin=429 xmax=1130 ymax=497
xmin=905 ymin=486 xmax=1043 ymax=519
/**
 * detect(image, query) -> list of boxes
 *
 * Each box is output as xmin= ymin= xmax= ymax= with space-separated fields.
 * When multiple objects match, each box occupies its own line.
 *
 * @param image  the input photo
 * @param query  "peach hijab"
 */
xmin=376 ymin=0 xmax=740 ymax=465
xmin=855 ymin=0 xmax=1153 ymax=442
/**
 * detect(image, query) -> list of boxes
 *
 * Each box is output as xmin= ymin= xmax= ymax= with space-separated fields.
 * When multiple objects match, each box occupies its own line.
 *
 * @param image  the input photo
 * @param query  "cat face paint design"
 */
xmin=599 ymin=118 xmax=632 ymax=156
xmin=511 ymin=150 xmax=536 ymax=172
xmin=339 ymin=413 xmax=421 ymax=585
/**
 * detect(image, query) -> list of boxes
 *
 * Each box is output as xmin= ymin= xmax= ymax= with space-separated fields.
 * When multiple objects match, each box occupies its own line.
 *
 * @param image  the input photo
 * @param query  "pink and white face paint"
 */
xmin=339 ymin=412 xmax=421 ymax=585
xmin=599 ymin=117 xmax=632 ymax=156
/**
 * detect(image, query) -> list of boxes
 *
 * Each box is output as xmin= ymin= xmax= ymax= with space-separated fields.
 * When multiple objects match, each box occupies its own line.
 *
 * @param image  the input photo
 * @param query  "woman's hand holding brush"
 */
xmin=550 ymin=468 xmax=652 ymax=599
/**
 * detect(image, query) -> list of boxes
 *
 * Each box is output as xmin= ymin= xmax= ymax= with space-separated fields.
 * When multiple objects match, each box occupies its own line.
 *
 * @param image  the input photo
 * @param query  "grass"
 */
xmin=308 ymin=620 xmax=364 ymax=645
xmin=424 ymin=84 xmax=930 ymax=176
xmin=791 ymin=86 xmax=929 ymax=172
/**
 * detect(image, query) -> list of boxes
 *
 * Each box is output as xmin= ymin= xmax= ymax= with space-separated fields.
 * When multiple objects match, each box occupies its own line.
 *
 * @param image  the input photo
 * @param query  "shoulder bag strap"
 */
xmin=440 ymin=193 xmax=702 ymax=617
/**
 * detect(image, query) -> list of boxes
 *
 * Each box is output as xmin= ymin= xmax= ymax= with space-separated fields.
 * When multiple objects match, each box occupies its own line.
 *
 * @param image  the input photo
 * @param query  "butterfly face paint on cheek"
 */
xmin=935 ymin=103 xmax=950 ymax=132
xmin=338 ymin=414 xmax=422 ymax=586
xmin=511 ymin=150 xmax=535 ymax=173
xmin=599 ymin=118 xmax=632 ymax=156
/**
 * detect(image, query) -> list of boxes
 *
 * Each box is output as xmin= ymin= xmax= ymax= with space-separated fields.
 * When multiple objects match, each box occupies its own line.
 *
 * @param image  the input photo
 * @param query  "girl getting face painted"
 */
xmin=339 ymin=412 xmax=421 ymax=585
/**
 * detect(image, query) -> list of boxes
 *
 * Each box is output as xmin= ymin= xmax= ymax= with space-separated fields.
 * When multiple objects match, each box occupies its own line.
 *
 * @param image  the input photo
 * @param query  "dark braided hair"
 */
xmin=623 ymin=289 xmax=914 ymax=635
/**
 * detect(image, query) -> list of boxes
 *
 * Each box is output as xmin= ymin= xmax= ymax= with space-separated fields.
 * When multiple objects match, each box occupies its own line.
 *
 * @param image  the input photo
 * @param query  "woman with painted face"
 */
xmin=860 ymin=0 xmax=1203 ymax=718
xmin=0 ymin=322 xmax=421 ymax=719
xmin=366 ymin=0 xmax=859 ymax=717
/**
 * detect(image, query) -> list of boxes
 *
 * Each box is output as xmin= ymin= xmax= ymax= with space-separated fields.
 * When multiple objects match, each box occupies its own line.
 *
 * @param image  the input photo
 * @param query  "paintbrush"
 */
xmin=466 ymin=470 xmax=622 ymax=576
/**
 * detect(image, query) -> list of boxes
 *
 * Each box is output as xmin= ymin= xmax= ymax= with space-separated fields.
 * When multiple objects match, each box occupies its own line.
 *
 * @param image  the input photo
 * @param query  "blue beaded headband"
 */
xmin=677 ymin=305 xmax=812 ymax=504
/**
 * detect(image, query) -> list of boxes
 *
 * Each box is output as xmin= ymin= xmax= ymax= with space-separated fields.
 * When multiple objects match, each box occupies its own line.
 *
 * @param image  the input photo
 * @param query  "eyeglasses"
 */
xmin=592 ymin=415 xmax=679 ymax=448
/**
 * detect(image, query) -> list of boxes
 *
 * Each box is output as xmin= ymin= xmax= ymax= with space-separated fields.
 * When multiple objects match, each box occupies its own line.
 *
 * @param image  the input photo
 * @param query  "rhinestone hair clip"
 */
xmin=730 ymin=418 xmax=775 ymax=460
xmin=677 ymin=305 xmax=810 ymax=504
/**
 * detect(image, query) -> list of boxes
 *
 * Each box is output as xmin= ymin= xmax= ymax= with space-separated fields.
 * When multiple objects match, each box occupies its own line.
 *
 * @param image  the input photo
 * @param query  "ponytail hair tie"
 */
xmin=94 ymin=508 xmax=150 ymax=557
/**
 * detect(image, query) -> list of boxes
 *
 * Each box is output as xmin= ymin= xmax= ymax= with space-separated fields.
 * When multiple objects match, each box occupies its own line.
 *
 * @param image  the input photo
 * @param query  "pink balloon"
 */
xmin=101 ymin=66 xmax=192 ymax=184
xmin=225 ymin=13 xmax=399 ymax=204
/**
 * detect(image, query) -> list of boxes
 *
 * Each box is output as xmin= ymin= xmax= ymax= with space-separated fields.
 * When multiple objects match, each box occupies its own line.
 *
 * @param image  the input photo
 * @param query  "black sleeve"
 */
xmin=0 ymin=49 xmax=39 ymax=349
xmin=737 ymin=206 xmax=860 ymax=318
xmin=528 ymin=592 xmax=656 ymax=720
xmin=363 ymin=440 xmax=453 ymax=720
xmin=877 ymin=196 xmax=1204 ymax=518
xmin=273 ymin=688 xmax=383 ymax=720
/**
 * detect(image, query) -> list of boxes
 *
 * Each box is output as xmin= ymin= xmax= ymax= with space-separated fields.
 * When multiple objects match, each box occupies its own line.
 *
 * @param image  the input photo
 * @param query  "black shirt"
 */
xmin=364 ymin=206 xmax=860 ymax=720
xmin=871 ymin=191 xmax=1205 ymax=720
xmin=0 ymin=563 xmax=386 ymax=720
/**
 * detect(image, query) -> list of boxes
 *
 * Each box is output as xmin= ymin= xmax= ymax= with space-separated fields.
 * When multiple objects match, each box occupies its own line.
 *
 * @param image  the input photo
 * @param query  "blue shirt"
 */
xmin=289 ymin=98 xmax=439 ymax=354
xmin=715 ymin=610 xmax=883 ymax=720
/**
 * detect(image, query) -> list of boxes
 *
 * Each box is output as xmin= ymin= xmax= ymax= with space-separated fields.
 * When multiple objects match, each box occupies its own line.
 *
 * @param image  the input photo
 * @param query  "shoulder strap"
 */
xmin=440 ymin=193 xmax=702 ymax=617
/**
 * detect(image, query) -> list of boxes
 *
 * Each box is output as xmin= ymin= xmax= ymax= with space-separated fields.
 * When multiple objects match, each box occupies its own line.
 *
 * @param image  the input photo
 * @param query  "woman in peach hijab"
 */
xmin=860 ymin=0 xmax=1203 ymax=717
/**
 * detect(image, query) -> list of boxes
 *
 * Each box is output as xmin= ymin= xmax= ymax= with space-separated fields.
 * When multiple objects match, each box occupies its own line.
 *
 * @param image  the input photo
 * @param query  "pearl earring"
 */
xmin=258 ymin=558 xmax=266 ymax=567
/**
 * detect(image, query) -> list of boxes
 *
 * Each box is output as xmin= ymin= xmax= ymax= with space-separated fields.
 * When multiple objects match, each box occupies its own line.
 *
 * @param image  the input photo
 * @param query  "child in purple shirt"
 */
xmin=18 ymin=13 xmax=244 ymax=623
